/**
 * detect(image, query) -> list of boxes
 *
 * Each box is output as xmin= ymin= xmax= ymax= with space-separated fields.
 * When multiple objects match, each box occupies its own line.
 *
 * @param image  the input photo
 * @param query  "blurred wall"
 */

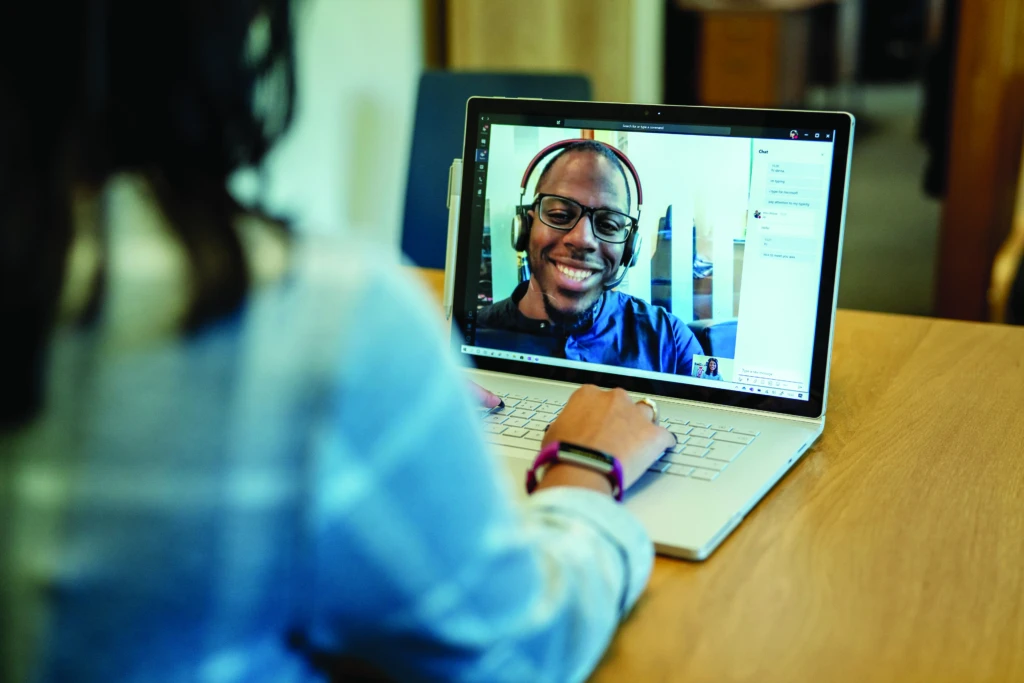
xmin=446 ymin=0 xmax=664 ymax=104
xmin=231 ymin=0 xmax=423 ymax=246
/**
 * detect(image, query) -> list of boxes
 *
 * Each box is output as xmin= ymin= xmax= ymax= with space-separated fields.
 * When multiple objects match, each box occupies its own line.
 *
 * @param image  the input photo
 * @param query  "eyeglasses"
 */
xmin=532 ymin=194 xmax=636 ymax=244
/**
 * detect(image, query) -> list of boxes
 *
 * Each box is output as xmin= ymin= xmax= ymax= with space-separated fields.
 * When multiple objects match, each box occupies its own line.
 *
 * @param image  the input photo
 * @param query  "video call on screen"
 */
xmin=460 ymin=117 xmax=836 ymax=401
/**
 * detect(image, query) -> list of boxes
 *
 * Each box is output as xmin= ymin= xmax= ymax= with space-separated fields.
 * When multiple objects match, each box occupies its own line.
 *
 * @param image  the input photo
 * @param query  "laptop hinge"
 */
xmin=443 ymin=158 xmax=462 ymax=322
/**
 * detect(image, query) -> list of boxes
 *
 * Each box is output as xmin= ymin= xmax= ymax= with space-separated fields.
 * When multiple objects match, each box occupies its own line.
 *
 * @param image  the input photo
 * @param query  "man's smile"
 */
xmin=549 ymin=257 xmax=603 ymax=291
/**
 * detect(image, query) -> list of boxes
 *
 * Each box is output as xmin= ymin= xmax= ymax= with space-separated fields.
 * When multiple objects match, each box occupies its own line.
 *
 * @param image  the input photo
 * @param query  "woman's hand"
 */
xmin=538 ymin=385 xmax=675 ymax=494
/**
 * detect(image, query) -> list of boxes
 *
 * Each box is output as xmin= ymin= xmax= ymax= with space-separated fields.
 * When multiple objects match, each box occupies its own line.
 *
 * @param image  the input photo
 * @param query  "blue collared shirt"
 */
xmin=476 ymin=282 xmax=705 ymax=375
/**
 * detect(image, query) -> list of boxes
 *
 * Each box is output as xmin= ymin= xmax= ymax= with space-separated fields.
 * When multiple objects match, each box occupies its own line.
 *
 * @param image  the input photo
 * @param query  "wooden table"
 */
xmin=414 ymin=268 xmax=1024 ymax=682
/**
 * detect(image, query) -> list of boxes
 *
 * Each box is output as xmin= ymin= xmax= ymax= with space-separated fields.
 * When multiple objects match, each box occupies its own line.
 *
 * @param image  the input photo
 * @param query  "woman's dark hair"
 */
xmin=0 ymin=0 xmax=296 ymax=425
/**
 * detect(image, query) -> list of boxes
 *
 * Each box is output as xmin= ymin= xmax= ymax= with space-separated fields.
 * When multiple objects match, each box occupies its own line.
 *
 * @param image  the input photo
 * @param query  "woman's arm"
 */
xmin=307 ymin=255 xmax=653 ymax=683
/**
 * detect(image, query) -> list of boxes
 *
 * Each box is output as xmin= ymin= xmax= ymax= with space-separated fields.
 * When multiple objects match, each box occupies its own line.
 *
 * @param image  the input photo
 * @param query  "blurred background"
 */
xmin=242 ymin=0 xmax=1024 ymax=324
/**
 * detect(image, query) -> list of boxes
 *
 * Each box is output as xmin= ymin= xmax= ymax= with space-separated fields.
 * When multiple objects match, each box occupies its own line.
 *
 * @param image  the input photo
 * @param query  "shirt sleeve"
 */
xmin=307 ymin=254 xmax=654 ymax=683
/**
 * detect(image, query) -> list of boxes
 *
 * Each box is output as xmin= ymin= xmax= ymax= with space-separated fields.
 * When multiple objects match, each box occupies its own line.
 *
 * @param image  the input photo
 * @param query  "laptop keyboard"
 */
xmin=479 ymin=392 xmax=760 ymax=483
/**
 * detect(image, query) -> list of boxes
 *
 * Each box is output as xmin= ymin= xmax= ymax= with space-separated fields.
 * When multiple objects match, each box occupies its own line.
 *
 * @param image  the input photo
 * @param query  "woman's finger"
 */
xmin=470 ymin=382 xmax=503 ymax=409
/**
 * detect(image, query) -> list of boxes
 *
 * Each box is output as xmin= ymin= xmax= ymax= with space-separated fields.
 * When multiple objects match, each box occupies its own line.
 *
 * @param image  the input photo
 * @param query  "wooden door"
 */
xmin=935 ymin=0 xmax=1024 ymax=320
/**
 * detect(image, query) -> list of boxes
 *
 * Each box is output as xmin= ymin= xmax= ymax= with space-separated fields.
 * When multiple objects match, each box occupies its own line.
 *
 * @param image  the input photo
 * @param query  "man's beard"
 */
xmin=529 ymin=247 xmax=606 ymax=334
xmin=541 ymin=294 xmax=596 ymax=333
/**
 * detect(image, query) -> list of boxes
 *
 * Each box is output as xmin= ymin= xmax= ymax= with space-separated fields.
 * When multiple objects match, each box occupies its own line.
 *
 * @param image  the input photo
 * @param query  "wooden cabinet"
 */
xmin=697 ymin=10 xmax=809 ymax=107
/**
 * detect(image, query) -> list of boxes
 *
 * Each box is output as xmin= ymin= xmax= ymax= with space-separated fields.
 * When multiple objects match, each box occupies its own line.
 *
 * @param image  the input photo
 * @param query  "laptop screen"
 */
xmin=455 ymin=107 xmax=842 ymax=405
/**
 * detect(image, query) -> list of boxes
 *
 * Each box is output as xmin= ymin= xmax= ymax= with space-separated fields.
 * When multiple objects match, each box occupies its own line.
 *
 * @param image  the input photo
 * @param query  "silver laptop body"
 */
xmin=443 ymin=98 xmax=854 ymax=560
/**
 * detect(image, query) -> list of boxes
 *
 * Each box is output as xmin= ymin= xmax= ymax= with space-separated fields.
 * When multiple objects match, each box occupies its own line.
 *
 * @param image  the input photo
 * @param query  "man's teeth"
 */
xmin=556 ymin=264 xmax=595 ymax=282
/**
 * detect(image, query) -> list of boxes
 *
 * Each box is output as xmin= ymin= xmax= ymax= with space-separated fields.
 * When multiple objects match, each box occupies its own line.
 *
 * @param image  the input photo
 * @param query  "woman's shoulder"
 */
xmin=282 ymin=237 xmax=436 ymax=320
xmin=252 ymin=237 xmax=447 ymax=362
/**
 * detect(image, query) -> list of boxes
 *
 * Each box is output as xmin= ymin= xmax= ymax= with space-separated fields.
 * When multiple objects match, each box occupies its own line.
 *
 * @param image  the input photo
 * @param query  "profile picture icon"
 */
xmin=753 ymin=210 xmax=762 ymax=219
xmin=789 ymin=130 xmax=799 ymax=140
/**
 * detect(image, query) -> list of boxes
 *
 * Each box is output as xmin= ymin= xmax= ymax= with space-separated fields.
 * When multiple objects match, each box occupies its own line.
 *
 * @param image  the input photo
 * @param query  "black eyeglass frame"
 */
xmin=527 ymin=193 xmax=638 ymax=245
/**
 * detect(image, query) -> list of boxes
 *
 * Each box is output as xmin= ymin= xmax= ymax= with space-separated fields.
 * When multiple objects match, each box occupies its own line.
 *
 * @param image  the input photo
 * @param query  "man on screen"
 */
xmin=477 ymin=140 xmax=704 ymax=375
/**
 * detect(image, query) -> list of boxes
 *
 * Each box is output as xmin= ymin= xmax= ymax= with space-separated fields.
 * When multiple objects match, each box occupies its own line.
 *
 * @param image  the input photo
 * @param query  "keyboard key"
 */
xmin=506 ymin=393 xmax=526 ymax=399
xmin=544 ymin=398 xmax=566 ymax=406
xmin=483 ymin=424 xmax=507 ymax=434
xmin=502 ymin=399 xmax=521 ymax=408
xmin=648 ymin=460 xmax=672 ymax=473
xmin=668 ymin=425 xmax=692 ymax=436
xmin=705 ymin=443 xmax=745 ymax=462
xmin=511 ymin=409 xmax=536 ymax=419
xmin=529 ymin=412 xmax=556 ymax=424
xmin=689 ymin=421 xmax=711 ymax=429
xmin=496 ymin=406 xmax=516 ymax=416
xmin=662 ymin=452 xmax=694 ymax=466
xmin=503 ymin=427 xmax=528 ymax=438
xmin=525 ymin=420 xmax=549 ymax=431
xmin=664 ymin=454 xmax=726 ymax=470
xmin=669 ymin=438 xmax=690 ymax=453
xmin=714 ymin=432 xmax=754 ymax=445
xmin=708 ymin=424 xmax=732 ymax=432
xmin=535 ymin=404 xmax=560 ymax=414
xmin=503 ymin=417 xmax=528 ymax=428
xmin=525 ymin=430 xmax=546 ymax=441
xmin=682 ymin=446 xmax=710 ymax=457
xmin=687 ymin=437 xmax=713 ymax=449
xmin=665 ymin=464 xmax=694 ymax=477
xmin=731 ymin=428 xmax=761 ymax=437
xmin=688 ymin=427 xmax=715 ymax=439
xmin=519 ymin=401 xmax=541 ymax=411
xmin=484 ymin=415 xmax=507 ymax=424
xmin=690 ymin=468 xmax=719 ymax=481
xmin=667 ymin=418 xmax=689 ymax=425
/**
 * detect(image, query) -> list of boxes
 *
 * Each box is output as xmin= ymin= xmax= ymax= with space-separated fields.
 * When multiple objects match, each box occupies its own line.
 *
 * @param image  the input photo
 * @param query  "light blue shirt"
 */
xmin=1 ymin=241 xmax=654 ymax=683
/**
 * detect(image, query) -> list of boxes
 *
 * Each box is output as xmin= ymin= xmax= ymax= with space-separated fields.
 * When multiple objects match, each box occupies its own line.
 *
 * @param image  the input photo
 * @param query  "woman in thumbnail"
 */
xmin=704 ymin=357 xmax=723 ymax=380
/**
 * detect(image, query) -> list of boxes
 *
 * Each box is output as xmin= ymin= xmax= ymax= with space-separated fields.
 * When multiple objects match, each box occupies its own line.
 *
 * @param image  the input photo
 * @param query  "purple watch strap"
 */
xmin=526 ymin=441 xmax=624 ymax=502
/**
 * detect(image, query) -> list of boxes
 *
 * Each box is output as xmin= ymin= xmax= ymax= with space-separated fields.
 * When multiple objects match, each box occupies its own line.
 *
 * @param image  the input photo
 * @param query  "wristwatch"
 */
xmin=526 ymin=441 xmax=625 ymax=502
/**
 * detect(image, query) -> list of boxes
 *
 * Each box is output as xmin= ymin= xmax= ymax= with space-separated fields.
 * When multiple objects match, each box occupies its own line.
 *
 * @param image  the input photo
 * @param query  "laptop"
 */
xmin=443 ymin=97 xmax=854 ymax=560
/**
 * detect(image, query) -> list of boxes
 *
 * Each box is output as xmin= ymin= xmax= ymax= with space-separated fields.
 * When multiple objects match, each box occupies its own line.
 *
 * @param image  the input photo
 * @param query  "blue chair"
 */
xmin=686 ymin=319 xmax=738 ymax=358
xmin=400 ymin=71 xmax=592 ymax=268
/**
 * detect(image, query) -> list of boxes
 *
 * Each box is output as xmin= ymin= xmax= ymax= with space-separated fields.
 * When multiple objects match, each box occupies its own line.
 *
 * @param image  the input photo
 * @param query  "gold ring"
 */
xmin=637 ymin=397 xmax=659 ymax=424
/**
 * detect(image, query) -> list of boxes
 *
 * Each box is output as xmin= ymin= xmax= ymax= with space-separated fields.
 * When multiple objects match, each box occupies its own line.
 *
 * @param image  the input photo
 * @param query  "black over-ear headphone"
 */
xmin=510 ymin=138 xmax=644 ymax=290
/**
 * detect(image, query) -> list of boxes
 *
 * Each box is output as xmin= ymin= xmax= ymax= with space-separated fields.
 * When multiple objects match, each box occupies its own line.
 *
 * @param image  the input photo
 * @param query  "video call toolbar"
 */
xmin=480 ymin=114 xmax=835 ymax=143
xmin=461 ymin=347 xmax=808 ymax=399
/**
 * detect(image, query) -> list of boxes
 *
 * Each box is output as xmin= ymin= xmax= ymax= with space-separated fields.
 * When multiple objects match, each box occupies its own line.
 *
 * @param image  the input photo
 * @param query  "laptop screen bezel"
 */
xmin=450 ymin=97 xmax=853 ymax=419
